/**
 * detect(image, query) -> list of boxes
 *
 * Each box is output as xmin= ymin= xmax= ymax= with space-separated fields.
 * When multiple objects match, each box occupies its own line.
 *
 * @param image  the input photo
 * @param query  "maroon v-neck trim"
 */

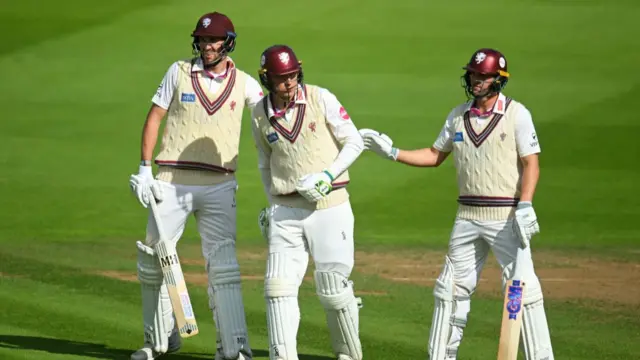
xmin=267 ymin=86 xmax=307 ymax=143
xmin=191 ymin=64 xmax=237 ymax=116
xmin=463 ymin=97 xmax=512 ymax=147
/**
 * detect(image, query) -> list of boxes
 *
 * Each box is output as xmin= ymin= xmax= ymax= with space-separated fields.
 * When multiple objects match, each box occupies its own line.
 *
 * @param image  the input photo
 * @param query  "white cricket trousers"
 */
xmin=428 ymin=217 xmax=553 ymax=360
xmin=267 ymin=200 xmax=355 ymax=278
xmin=448 ymin=218 xmax=529 ymax=275
xmin=144 ymin=179 xmax=237 ymax=253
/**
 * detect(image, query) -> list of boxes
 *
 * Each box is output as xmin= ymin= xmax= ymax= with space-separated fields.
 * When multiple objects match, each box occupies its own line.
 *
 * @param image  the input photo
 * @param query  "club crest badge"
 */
xmin=278 ymin=52 xmax=290 ymax=65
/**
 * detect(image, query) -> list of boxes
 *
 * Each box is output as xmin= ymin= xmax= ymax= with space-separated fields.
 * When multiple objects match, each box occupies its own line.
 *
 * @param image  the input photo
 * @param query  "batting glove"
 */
xmin=296 ymin=170 xmax=334 ymax=202
xmin=359 ymin=128 xmax=398 ymax=161
xmin=129 ymin=165 xmax=164 ymax=208
xmin=258 ymin=207 xmax=270 ymax=242
xmin=514 ymin=201 xmax=540 ymax=248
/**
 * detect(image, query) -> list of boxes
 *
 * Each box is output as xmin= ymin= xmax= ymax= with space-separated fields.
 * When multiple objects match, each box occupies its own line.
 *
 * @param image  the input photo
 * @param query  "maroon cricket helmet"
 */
xmin=191 ymin=12 xmax=236 ymax=58
xmin=461 ymin=48 xmax=510 ymax=98
xmin=258 ymin=45 xmax=304 ymax=91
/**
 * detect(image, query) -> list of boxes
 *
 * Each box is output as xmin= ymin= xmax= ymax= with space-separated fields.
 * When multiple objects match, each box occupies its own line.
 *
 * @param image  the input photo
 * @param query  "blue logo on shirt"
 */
xmin=181 ymin=93 xmax=196 ymax=103
xmin=267 ymin=132 xmax=279 ymax=144
xmin=454 ymin=132 xmax=464 ymax=142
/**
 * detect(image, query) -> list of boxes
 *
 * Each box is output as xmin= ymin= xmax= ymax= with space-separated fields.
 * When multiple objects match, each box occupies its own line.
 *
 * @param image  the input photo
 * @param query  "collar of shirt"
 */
xmin=267 ymin=85 xmax=307 ymax=120
xmin=191 ymin=57 xmax=235 ymax=80
xmin=464 ymin=92 xmax=507 ymax=118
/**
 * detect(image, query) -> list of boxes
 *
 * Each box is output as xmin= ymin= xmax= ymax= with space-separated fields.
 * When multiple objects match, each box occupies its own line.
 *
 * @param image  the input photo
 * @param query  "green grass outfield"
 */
xmin=1 ymin=0 xmax=639 ymax=359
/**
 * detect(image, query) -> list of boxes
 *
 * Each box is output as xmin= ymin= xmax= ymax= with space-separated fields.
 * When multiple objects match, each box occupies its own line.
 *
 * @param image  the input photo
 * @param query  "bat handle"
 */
xmin=147 ymin=190 xmax=168 ymax=244
xmin=512 ymin=247 xmax=527 ymax=280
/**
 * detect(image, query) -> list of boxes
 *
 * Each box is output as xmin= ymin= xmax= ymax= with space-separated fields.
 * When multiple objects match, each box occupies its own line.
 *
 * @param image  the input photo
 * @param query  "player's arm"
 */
xmin=250 ymin=110 xmax=273 ymax=203
xmin=395 ymin=147 xmax=450 ymax=167
xmin=519 ymin=154 xmax=539 ymax=203
xmin=514 ymin=106 xmax=542 ymax=245
xmin=142 ymin=62 xmax=179 ymax=161
xmin=320 ymin=88 xmax=364 ymax=179
xmin=129 ymin=63 xmax=177 ymax=207
xmin=360 ymin=110 xmax=454 ymax=167
xmin=515 ymin=107 xmax=541 ymax=203
xmin=141 ymin=105 xmax=167 ymax=161
xmin=244 ymin=76 xmax=265 ymax=112
xmin=251 ymin=108 xmax=273 ymax=239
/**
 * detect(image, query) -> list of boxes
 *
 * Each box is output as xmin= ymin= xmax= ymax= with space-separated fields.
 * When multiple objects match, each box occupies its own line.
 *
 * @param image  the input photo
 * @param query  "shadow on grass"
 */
xmin=0 ymin=335 xmax=342 ymax=359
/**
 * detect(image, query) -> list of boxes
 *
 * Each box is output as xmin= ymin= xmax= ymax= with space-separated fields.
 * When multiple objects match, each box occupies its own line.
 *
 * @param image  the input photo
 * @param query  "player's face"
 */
xmin=468 ymin=71 xmax=495 ymax=97
xmin=199 ymin=36 xmax=226 ymax=65
xmin=271 ymin=71 xmax=299 ymax=100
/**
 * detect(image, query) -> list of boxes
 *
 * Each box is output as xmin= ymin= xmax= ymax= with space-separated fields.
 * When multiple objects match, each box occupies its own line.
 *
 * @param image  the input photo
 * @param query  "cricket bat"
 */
xmin=148 ymin=195 xmax=199 ymax=338
xmin=497 ymin=247 xmax=526 ymax=360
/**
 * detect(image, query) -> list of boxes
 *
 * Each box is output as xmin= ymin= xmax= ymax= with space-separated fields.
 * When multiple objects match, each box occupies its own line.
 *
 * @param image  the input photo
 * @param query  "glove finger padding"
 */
xmin=296 ymin=175 xmax=311 ymax=188
xmin=363 ymin=138 xmax=377 ymax=148
xmin=130 ymin=174 xmax=152 ymax=208
xmin=150 ymin=181 xmax=164 ymax=202
xmin=360 ymin=130 xmax=392 ymax=145
xmin=298 ymin=187 xmax=323 ymax=202
xmin=137 ymin=184 xmax=151 ymax=208
xmin=377 ymin=133 xmax=393 ymax=146
xmin=358 ymin=128 xmax=378 ymax=137
xmin=514 ymin=207 xmax=539 ymax=248
xmin=514 ymin=220 xmax=530 ymax=248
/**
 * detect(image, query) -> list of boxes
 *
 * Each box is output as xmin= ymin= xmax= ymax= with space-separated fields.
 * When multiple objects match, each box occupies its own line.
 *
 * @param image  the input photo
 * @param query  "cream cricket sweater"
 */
xmin=252 ymin=85 xmax=350 ymax=210
xmin=154 ymin=59 xmax=247 ymax=185
xmin=451 ymin=97 xmax=523 ymax=221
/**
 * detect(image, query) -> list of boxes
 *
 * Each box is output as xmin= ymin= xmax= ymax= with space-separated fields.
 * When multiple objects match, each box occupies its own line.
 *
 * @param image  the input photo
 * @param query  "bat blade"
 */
xmin=148 ymin=195 xmax=199 ymax=338
xmin=497 ymin=278 xmax=525 ymax=360
xmin=156 ymin=240 xmax=199 ymax=338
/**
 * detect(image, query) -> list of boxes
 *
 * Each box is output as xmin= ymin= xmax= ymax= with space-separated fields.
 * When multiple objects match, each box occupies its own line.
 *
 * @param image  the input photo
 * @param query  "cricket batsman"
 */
xmin=359 ymin=48 xmax=554 ymax=360
xmin=251 ymin=45 xmax=365 ymax=360
xmin=127 ymin=11 xmax=264 ymax=360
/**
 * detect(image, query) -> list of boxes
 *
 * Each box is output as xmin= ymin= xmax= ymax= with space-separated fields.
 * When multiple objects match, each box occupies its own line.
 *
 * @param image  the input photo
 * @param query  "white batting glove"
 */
xmin=359 ymin=128 xmax=398 ymax=161
xmin=129 ymin=165 xmax=164 ymax=208
xmin=295 ymin=170 xmax=334 ymax=202
xmin=514 ymin=201 xmax=540 ymax=248
xmin=258 ymin=207 xmax=270 ymax=241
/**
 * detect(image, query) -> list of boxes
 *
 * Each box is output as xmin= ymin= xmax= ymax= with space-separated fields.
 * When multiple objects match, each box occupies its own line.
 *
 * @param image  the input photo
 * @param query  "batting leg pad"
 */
xmin=207 ymin=240 xmax=251 ymax=359
xmin=314 ymin=271 xmax=363 ymax=360
xmin=131 ymin=328 xmax=182 ymax=360
xmin=520 ymin=275 xmax=554 ymax=360
xmin=136 ymin=241 xmax=175 ymax=355
xmin=264 ymin=252 xmax=304 ymax=360
xmin=428 ymin=256 xmax=472 ymax=360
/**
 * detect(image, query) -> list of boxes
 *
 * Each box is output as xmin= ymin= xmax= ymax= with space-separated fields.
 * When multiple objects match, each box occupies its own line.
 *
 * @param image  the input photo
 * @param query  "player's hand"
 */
xmin=514 ymin=202 xmax=539 ymax=248
xmin=295 ymin=171 xmax=334 ymax=202
xmin=359 ymin=128 xmax=398 ymax=161
xmin=258 ymin=207 xmax=270 ymax=241
xmin=129 ymin=165 xmax=164 ymax=208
